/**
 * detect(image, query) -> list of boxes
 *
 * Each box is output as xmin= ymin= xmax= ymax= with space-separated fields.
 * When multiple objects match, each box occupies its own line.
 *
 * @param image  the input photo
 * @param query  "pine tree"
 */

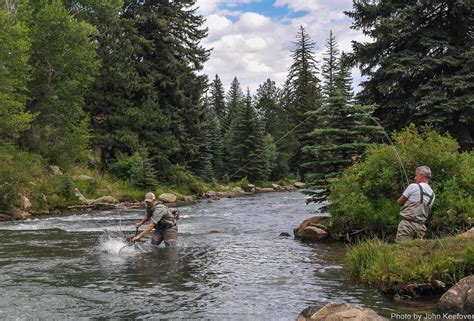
xmin=321 ymin=30 xmax=339 ymax=98
xmin=0 ymin=1 xmax=34 ymax=144
xmin=224 ymin=77 xmax=245 ymax=133
xmin=130 ymin=148 xmax=158 ymax=189
xmin=286 ymin=26 xmax=322 ymax=179
xmin=208 ymin=112 xmax=224 ymax=179
xmin=255 ymin=78 xmax=292 ymax=179
xmin=194 ymin=131 xmax=214 ymax=182
xmin=227 ymin=89 xmax=267 ymax=181
xmin=347 ymin=0 xmax=474 ymax=150
xmin=209 ymin=74 xmax=227 ymax=124
xmin=125 ymin=0 xmax=210 ymax=165
xmin=23 ymin=0 xmax=99 ymax=166
xmin=335 ymin=52 xmax=354 ymax=101
xmin=302 ymin=89 xmax=383 ymax=201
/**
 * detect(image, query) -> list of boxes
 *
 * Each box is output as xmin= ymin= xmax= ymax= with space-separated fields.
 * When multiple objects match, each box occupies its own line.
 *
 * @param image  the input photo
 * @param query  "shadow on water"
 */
xmin=0 ymin=191 xmax=437 ymax=319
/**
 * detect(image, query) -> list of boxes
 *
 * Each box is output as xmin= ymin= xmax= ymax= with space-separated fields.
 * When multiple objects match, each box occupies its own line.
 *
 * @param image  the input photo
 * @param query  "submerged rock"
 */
xmin=436 ymin=276 xmax=474 ymax=315
xmin=297 ymin=303 xmax=387 ymax=321
xmin=279 ymin=232 xmax=291 ymax=237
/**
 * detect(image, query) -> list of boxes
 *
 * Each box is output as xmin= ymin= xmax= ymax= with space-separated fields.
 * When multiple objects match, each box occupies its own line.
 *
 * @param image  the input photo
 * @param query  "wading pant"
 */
xmin=395 ymin=220 xmax=426 ymax=242
xmin=152 ymin=225 xmax=178 ymax=247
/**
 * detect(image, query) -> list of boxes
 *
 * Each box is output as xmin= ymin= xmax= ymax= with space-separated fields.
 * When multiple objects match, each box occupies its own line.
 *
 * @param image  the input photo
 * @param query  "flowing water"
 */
xmin=0 ymin=191 xmax=434 ymax=319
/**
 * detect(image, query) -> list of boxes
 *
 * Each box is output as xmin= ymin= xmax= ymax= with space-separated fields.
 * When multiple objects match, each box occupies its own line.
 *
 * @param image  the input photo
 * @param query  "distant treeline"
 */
xmin=1 ymin=0 xmax=472 ymax=190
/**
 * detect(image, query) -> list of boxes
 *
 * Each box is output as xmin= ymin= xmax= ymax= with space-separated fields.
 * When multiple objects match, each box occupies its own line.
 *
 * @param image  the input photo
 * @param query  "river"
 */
xmin=0 ymin=191 xmax=433 ymax=319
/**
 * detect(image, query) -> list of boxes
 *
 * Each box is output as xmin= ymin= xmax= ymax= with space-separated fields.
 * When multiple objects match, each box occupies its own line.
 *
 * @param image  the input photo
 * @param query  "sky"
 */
xmin=195 ymin=0 xmax=370 ymax=94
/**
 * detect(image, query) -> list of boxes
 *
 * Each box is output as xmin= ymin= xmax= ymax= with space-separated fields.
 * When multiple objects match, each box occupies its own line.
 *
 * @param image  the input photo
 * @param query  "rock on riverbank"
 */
xmin=297 ymin=303 xmax=387 ymax=321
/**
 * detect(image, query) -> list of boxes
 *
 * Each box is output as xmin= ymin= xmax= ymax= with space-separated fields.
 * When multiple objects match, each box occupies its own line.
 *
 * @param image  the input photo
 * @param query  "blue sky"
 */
xmin=196 ymin=0 xmax=369 ymax=93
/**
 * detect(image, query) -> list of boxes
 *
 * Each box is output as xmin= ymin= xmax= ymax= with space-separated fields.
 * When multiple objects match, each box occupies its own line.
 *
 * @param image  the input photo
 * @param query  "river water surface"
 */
xmin=0 ymin=191 xmax=432 ymax=319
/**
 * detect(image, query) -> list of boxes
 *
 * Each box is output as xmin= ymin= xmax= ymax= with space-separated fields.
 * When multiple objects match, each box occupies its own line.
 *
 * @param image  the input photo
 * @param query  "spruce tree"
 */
xmin=227 ymin=89 xmax=267 ymax=181
xmin=208 ymin=112 xmax=225 ymax=179
xmin=224 ymin=77 xmax=245 ymax=133
xmin=209 ymin=74 xmax=227 ymax=124
xmin=335 ymin=52 xmax=354 ymax=101
xmin=130 ymin=148 xmax=158 ymax=189
xmin=255 ymin=79 xmax=292 ymax=179
xmin=303 ymin=89 xmax=383 ymax=201
xmin=321 ymin=30 xmax=339 ymax=98
xmin=286 ymin=26 xmax=322 ymax=179
xmin=125 ymin=0 xmax=210 ymax=165
xmin=347 ymin=0 xmax=474 ymax=150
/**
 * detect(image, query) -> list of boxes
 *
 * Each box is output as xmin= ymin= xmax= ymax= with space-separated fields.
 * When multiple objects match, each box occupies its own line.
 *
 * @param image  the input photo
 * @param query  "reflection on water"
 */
xmin=0 ymin=191 xmax=434 ymax=319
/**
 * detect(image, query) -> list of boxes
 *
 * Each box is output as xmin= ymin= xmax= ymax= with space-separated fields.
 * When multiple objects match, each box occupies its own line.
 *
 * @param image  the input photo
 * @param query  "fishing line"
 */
xmin=368 ymin=116 xmax=409 ymax=187
xmin=227 ymin=111 xmax=317 ymax=180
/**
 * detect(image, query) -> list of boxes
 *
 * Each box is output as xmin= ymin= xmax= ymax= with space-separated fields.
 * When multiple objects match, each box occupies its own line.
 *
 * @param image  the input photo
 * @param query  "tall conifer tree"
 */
xmin=286 ymin=26 xmax=322 ymax=179
xmin=227 ymin=89 xmax=267 ymax=181
xmin=347 ymin=0 xmax=474 ymax=150
xmin=321 ymin=30 xmax=339 ymax=98
xmin=209 ymin=74 xmax=226 ymax=124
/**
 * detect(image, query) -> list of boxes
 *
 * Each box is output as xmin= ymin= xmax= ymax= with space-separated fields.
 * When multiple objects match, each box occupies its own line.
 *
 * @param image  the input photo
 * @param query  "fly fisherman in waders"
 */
xmin=395 ymin=166 xmax=435 ymax=242
xmin=132 ymin=192 xmax=178 ymax=247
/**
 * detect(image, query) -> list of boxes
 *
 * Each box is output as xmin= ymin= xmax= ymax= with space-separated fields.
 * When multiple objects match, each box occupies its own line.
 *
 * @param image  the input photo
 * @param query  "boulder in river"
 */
xmin=294 ymin=216 xmax=331 ymax=240
xmin=159 ymin=193 xmax=177 ymax=203
xmin=297 ymin=303 xmax=387 ymax=321
xmin=301 ymin=226 xmax=329 ymax=241
xmin=436 ymin=276 xmax=474 ymax=315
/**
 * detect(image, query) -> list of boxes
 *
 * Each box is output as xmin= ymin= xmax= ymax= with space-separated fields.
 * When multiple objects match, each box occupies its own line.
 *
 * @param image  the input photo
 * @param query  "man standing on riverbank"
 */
xmin=395 ymin=166 xmax=435 ymax=242
xmin=132 ymin=192 xmax=178 ymax=246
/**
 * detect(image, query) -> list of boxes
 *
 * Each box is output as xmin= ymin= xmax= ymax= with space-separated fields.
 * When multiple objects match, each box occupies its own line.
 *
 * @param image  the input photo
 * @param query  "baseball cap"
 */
xmin=144 ymin=192 xmax=156 ymax=202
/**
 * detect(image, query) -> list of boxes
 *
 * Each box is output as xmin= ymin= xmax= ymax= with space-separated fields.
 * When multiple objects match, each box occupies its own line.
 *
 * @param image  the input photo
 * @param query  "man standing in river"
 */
xmin=395 ymin=166 xmax=435 ymax=242
xmin=132 ymin=192 xmax=178 ymax=246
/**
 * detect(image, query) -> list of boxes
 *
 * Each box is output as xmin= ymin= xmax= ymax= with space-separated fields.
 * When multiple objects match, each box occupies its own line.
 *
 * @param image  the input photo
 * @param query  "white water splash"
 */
xmin=99 ymin=232 xmax=145 ymax=255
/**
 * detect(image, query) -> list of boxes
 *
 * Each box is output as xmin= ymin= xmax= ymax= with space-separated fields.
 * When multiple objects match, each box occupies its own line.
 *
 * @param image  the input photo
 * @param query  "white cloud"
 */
xmin=198 ymin=0 xmax=369 ymax=93
xmin=274 ymin=0 xmax=321 ymax=12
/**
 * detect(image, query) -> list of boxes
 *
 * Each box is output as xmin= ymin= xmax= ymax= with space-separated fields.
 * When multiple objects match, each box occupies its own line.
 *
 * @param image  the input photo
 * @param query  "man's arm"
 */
xmin=135 ymin=215 xmax=150 ymax=228
xmin=132 ymin=223 xmax=155 ymax=241
xmin=396 ymin=195 xmax=408 ymax=206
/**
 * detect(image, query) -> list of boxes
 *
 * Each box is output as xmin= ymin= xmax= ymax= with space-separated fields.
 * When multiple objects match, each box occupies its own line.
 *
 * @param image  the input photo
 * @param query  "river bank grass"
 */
xmin=0 ymin=154 xmax=297 ymax=218
xmin=345 ymin=237 xmax=474 ymax=295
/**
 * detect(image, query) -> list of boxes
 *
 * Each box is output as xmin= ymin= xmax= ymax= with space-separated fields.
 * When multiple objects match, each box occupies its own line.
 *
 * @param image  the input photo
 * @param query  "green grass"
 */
xmin=345 ymin=237 xmax=474 ymax=289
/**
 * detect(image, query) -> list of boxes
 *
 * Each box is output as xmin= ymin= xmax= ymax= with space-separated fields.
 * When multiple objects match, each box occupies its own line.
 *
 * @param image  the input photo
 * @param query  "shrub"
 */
xmin=328 ymin=125 xmax=473 ymax=237
xmin=0 ymin=146 xmax=43 ymax=210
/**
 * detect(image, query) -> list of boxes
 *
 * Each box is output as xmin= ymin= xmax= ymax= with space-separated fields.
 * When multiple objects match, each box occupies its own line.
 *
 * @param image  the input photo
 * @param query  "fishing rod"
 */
xmin=368 ymin=116 xmax=410 ymax=187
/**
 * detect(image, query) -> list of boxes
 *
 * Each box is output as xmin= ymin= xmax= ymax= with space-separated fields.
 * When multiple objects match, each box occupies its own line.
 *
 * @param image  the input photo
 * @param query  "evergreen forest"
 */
xmin=0 ymin=0 xmax=472 ymax=210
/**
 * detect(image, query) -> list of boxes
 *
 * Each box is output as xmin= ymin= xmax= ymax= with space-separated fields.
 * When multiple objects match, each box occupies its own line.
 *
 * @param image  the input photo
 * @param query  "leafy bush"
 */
xmin=328 ymin=125 xmax=473 ymax=237
xmin=0 ymin=146 xmax=43 ymax=210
